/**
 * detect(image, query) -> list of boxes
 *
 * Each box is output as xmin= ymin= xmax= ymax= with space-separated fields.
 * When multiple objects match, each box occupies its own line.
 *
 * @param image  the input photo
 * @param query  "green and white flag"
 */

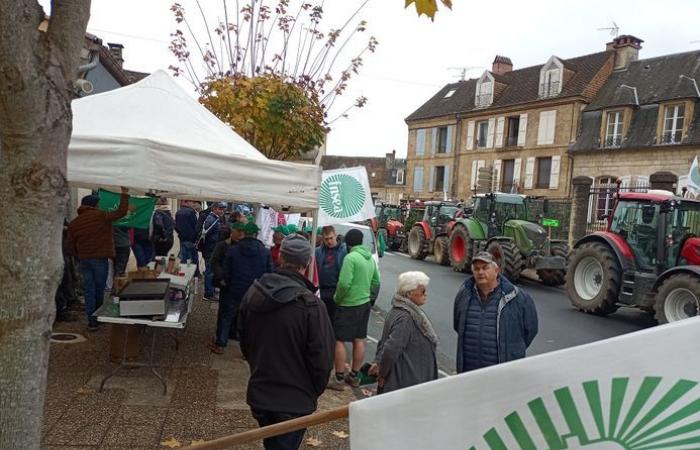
xmin=97 ymin=189 xmax=156 ymax=229
xmin=318 ymin=167 xmax=375 ymax=225
xmin=687 ymin=156 xmax=700 ymax=193
xmin=350 ymin=317 xmax=700 ymax=449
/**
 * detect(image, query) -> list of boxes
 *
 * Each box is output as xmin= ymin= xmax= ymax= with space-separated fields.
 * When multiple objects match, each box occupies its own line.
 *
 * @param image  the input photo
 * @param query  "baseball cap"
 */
xmin=472 ymin=251 xmax=497 ymax=266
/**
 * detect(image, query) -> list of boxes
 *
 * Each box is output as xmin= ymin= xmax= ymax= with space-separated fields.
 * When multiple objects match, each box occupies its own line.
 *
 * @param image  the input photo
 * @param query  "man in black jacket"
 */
xmin=238 ymin=234 xmax=334 ymax=450
xmin=175 ymin=199 xmax=198 ymax=267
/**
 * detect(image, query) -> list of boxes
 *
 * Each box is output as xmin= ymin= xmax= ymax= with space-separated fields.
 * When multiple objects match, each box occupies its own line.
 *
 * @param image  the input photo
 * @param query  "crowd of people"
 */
xmin=62 ymin=192 xmax=539 ymax=450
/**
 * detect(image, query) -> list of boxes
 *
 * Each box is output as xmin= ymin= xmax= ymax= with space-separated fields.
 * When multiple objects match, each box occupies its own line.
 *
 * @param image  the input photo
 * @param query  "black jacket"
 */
xmin=175 ymin=205 xmax=198 ymax=243
xmin=238 ymin=270 xmax=334 ymax=415
xmin=211 ymin=239 xmax=234 ymax=286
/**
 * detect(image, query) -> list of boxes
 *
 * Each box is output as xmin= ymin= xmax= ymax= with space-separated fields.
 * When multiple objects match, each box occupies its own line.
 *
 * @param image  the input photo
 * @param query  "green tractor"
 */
xmin=448 ymin=193 xmax=569 ymax=285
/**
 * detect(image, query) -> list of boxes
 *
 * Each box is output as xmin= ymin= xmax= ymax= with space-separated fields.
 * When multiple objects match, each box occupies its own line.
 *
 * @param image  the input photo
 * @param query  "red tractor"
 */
xmin=369 ymin=203 xmax=406 ymax=256
xmin=407 ymin=202 xmax=462 ymax=265
xmin=566 ymin=191 xmax=700 ymax=323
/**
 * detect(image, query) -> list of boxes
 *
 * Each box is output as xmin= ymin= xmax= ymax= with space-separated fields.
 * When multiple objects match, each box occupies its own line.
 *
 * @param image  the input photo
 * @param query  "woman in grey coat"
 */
xmin=369 ymin=271 xmax=438 ymax=393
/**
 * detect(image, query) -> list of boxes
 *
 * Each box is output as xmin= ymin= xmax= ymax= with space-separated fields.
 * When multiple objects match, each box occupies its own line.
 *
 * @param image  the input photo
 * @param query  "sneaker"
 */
xmin=203 ymin=295 xmax=218 ymax=302
xmin=345 ymin=371 xmax=360 ymax=388
xmin=207 ymin=340 xmax=224 ymax=355
xmin=327 ymin=377 xmax=346 ymax=391
xmin=87 ymin=323 xmax=99 ymax=332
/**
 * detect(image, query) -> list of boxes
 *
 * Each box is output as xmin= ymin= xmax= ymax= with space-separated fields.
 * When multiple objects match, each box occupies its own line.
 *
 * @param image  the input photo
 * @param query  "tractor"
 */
xmin=566 ymin=191 xmax=700 ymax=324
xmin=370 ymin=203 xmax=406 ymax=256
xmin=448 ymin=193 xmax=569 ymax=285
xmin=407 ymin=202 xmax=462 ymax=265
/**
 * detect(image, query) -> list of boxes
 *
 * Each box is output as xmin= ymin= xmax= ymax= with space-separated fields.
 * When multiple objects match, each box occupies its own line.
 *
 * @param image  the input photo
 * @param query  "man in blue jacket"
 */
xmin=175 ymin=199 xmax=198 ymax=267
xmin=201 ymin=202 xmax=228 ymax=300
xmin=315 ymin=225 xmax=347 ymax=320
xmin=453 ymin=251 xmax=538 ymax=373
xmin=208 ymin=222 xmax=273 ymax=354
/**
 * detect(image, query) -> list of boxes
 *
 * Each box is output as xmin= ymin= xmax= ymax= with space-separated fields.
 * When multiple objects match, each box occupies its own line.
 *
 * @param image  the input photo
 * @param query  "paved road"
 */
xmin=364 ymin=251 xmax=656 ymax=374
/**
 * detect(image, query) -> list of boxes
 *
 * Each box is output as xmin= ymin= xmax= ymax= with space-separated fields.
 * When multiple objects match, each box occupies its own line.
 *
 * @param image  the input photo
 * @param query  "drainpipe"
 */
xmin=78 ymin=50 xmax=99 ymax=75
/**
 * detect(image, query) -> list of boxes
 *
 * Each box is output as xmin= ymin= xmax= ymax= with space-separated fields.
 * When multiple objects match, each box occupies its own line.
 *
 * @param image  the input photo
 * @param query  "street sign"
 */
xmin=541 ymin=218 xmax=560 ymax=228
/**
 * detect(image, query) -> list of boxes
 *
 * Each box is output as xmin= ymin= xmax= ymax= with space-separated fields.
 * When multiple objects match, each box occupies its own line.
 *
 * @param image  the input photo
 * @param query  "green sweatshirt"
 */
xmin=334 ymin=245 xmax=380 ymax=307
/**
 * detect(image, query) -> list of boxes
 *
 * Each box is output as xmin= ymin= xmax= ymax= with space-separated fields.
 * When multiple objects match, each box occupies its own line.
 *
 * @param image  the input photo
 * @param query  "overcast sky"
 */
xmin=44 ymin=0 xmax=700 ymax=158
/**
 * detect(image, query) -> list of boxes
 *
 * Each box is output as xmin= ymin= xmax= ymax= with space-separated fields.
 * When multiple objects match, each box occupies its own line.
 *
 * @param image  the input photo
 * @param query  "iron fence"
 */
xmin=585 ymin=183 xmax=650 ymax=234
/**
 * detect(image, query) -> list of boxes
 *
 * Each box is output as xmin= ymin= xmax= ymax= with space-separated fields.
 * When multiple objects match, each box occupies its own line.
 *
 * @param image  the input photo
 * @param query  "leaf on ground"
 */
xmin=76 ymin=387 xmax=96 ymax=395
xmin=305 ymin=436 xmax=323 ymax=447
xmin=190 ymin=440 xmax=205 ymax=445
xmin=361 ymin=388 xmax=374 ymax=397
xmin=160 ymin=437 xmax=182 ymax=448
xmin=332 ymin=430 xmax=350 ymax=439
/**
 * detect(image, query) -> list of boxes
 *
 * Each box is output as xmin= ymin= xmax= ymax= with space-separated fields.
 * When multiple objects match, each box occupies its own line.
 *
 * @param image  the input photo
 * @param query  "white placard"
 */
xmin=318 ymin=167 xmax=375 ymax=225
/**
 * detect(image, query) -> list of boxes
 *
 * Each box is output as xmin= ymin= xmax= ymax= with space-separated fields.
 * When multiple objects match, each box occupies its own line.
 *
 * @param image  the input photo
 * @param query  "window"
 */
xmin=539 ymin=56 xmax=563 ymax=98
xmin=536 ymin=157 xmax=552 ymax=189
xmin=537 ymin=110 xmax=557 ymax=145
xmin=437 ymin=126 xmax=449 ymax=153
xmin=434 ymin=166 xmax=446 ymax=192
xmin=396 ymin=169 xmax=404 ymax=184
xmin=476 ymin=81 xmax=492 ymax=107
xmin=605 ymin=111 xmax=624 ymax=147
xmin=444 ymin=89 xmax=456 ymax=98
xmin=662 ymin=104 xmax=685 ymax=144
xmin=596 ymin=176 xmax=617 ymax=221
xmin=476 ymin=121 xmax=489 ymax=148
xmin=501 ymin=159 xmax=515 ymax=193
xmin=413 ymin=167 xmax=424 ymax=192
xmin=506 ymin=116 xmax=520 ymax=147
xmin=416 ymin=129 xmax=426 ymax=155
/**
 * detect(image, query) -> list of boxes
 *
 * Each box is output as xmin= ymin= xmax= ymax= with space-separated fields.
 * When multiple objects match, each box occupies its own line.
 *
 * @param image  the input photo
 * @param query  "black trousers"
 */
xmin=251 ymin=409 xmax=306 ymax=450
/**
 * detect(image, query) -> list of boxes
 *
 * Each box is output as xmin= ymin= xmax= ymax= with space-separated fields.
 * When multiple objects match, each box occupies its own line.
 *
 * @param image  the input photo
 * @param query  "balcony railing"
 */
xmin=539 ymin=81 xmax=561 ymax=98
xmin=475 ymin=93 xmax=492 ymax=108
xmin=660 ymin=131 xmax=683 ymax=144
xmin=604 ymin=135 xmax=622 ymax=148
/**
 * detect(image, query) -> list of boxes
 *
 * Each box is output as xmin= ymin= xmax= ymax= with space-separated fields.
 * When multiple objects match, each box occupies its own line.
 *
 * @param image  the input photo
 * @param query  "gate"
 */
xmin=585 ymin=183 xmax=650 ymax=234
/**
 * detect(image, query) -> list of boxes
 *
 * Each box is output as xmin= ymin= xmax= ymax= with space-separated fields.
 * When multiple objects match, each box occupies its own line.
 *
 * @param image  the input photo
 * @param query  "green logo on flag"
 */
xmin=98 ymin=189 xmax=156 ymax=229
xmin=319 ymin=174 xmax=366 ymax=219
xmin=469 ymin=377 xmax=700 ymax=449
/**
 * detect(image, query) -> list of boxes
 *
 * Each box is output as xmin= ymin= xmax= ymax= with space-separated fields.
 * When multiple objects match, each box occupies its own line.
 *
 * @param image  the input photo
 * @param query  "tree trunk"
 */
xmin=0 ymin=1 xmax=90 ymax=447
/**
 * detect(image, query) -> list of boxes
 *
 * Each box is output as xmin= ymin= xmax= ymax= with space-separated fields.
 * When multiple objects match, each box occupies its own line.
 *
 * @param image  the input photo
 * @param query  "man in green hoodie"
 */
xmin=329 ymin=228 xmax=380 ymax=390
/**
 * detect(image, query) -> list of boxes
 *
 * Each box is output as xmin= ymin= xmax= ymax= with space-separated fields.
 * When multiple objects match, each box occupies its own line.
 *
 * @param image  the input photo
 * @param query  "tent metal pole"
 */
xmin=307 ymin=209 xmax=319 ymax=282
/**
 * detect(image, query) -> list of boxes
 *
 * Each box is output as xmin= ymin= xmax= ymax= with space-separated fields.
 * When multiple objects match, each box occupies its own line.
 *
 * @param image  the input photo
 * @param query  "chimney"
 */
xmin=607 ymin=35 xmax=643 ymax=70
xmin=492 ymin=55 xmax=513 ymax=75
xmin=107 ymin=42 xmax=124 ymax=68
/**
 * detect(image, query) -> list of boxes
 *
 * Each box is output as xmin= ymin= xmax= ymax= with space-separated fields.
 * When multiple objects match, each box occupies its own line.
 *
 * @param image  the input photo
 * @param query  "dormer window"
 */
xmin=444 ymin=88 xmax=456 ymax=98
xmin=539 ymin=56 xmax=563 ymax=98
xmin=475 ymin=71 xmax=494 ymax=108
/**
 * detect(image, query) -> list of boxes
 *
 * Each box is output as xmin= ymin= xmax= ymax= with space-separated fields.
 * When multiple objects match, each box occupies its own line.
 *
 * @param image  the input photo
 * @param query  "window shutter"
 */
xmin=446 ymin=125 xmax=454 ymax=153
xmin=444 ymin=165 xmax=451 ymax=194
xmin=547 ymin=110 xmax=557 ymax=145
xmin=537 ymin=112 xmax=548 ymax=145
xmin=486 ymin=118 xmax=496 ymax=148
xmin=431 ymin=128 xmax=438 ymax=155
xmin=413 ymin=167 xmax=423 ymax=192
xmin=493 ymin=159 xmax=502 ymax=191
xmin=471 ymin=160 xmax=478 ymax=191
xmin=476 ymin=160 xmax=486 ymax=189
xmin=416 ymin=129 xmax=425 ymax=155
xmin=429 ymin=166 xmax=435 ymax=192
xmin=517 ymin=113 xmax=528 ymax=146
xmin=524 ymin=157 xmax=535 ymax=189
xmin=513 ymin=158 xmax=522 ymax=188
xmin=466 ymin=121 xmax=475 ymax=150
xmin=549 ymin=155 xmax=561 ymax=189
xmin=495 ymin=117 xmax=505 ymax=148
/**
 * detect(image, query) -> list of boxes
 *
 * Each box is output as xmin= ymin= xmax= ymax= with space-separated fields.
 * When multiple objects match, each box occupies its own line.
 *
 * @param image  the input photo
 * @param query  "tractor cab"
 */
xmin=372 ymin=203 xmax=406 ymax=253
xmin=407 ymin=201 xmax=460 ymax=264
xmin=423 ymin=201 xmax=460 ymax=237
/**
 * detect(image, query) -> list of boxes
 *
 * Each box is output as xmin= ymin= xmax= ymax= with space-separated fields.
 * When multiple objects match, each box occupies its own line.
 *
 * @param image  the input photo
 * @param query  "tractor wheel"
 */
xmin=487 ymin=240 xmax=524 ymax=283
xmin=654 ymin=274 xmax=700 ymax=324
xmin=537 ymin=243 xmax=569 ymax=286
xmin=378 ymin=229 xmax=388 ymax=257
xmin=399 ymin=237 xmax=408 ymax=253
xmin=434 ymin=236 xmax=450 ymax=266
xmin=449 ymin=226 xmax=473 ymax=273
xmin=565 ymin=242 xmax=620 ymax=315
xmin=407 ymin=226 xmax=429 ymax=260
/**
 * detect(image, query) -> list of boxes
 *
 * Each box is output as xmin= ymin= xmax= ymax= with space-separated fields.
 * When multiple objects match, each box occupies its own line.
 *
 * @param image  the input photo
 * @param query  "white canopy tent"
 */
xmin=68 ymin=70 xmax=321 ymax=210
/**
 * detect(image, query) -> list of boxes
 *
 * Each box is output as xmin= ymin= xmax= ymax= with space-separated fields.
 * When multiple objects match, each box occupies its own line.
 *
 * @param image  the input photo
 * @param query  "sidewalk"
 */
xmin=43 ymin=296 xmax=358 ymax=449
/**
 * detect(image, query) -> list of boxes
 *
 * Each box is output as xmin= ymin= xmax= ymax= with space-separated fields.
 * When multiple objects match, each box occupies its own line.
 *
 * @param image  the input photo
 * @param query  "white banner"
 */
xmin=350 ymin=317 xmax=700 ymax=449
xmin=688 ymin=156 xmax=700 ymax=193
xmin=318 ymin=167 xmax=375 ymax=226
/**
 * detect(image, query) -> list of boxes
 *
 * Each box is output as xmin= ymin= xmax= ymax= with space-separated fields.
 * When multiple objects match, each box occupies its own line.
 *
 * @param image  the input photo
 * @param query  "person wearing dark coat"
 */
xmin=152 ymin=198 xmax=175 ymax=257
xmin=175 ymin=199 xmax=199 ymax=266
xmin=370 ymin=271 xmax=438 ymax=394
xmin=238 ymin=234 xmax=334 ymax=450
xmin=201 ymin=203 xmax=227 ymax=299
xmin=208 ymin=222 xmax=272 ymax=354
xmin=453 ymin=251 xmax=538 ymax=373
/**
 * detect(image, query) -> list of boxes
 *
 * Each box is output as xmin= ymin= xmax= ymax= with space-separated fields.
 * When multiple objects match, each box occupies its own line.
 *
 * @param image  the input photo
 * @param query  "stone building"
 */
xmin=384 ymin=150 xmax=407 ymax=204
xmin=569 ymin=40 xmax=700 ymax=206
xmin=404 ymin=40 xmax=624 ymax=201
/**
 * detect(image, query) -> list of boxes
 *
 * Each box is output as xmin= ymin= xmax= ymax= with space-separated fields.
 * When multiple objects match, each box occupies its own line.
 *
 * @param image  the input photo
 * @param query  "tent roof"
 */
xmin=68 ymin=70 xmax=321 ymax=209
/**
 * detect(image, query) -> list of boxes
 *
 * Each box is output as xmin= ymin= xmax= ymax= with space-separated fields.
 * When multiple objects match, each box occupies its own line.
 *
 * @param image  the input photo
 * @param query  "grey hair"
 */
xmin=397 ymin=271 xmax=430 ymax=295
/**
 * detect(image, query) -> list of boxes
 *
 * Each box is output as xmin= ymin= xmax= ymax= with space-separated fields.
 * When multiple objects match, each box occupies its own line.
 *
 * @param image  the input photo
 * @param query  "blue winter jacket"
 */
xmin=453 ymin=275 xmax=538 ymax=373
xmin=175 ymin=206 xmax=198 ymax=243
xmin=223 ymin=237 xmax=273 ymax=302
xmin=315 ymin=243 xmax=347 ymax=288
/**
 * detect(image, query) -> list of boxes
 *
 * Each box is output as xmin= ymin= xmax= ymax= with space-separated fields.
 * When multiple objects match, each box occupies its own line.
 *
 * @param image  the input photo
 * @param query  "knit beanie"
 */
xmin=344 ymin=229 xmax=364 ymax=248
xmin=280 ymin=234 xmax=312 ymax=268
xmin=81 ymin=194 xmax=100 ymax=207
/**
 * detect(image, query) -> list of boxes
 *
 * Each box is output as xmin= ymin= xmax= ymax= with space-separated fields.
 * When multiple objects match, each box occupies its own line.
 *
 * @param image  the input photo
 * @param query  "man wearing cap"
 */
xmin=67 ymin=187 xmax=129 ymax=331
xmin=208 ymin=221 xmax=272 ymax=353
xmin=270 ymin=225 xmax=288 ymax=267
xmin=453 ymin=251 xmax=538 ymax=373
xmin=201 ymin=202 xmax=228 ymax=300
xmin=238 ymin=234 xmax=334 ymax=449
xmin=329 ymin=228 xmax=380 ymax=390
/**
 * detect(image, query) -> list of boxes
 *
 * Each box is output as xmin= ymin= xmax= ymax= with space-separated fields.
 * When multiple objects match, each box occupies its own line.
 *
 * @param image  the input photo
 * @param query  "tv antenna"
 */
xmin=597 ymin=21 xmax=620 ymax=37
xmin=448 ymin=66 xmax=482 ymax=81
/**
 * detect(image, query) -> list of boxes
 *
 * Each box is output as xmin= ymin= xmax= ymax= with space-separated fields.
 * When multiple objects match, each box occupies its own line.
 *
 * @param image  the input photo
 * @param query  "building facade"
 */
xmin=569 ymin=41 xmax=700 ymax=202
xmin=384 ymin=150 xmax=407 ymax=204
xmin=404 ymin=41 xmax=624 ymax=201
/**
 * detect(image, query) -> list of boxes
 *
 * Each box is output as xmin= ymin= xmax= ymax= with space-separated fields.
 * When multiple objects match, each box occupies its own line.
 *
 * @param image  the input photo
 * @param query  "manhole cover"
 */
xmin=50 ymin=332 xmax=86 ymax=344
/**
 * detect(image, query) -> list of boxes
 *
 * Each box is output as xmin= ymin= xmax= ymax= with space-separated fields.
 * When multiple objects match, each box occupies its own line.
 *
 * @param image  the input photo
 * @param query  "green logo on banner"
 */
xmin=469 ymin=377 xmax=700 ymax=449
xmin=319 ymin=174 xmax=366 ymax=219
